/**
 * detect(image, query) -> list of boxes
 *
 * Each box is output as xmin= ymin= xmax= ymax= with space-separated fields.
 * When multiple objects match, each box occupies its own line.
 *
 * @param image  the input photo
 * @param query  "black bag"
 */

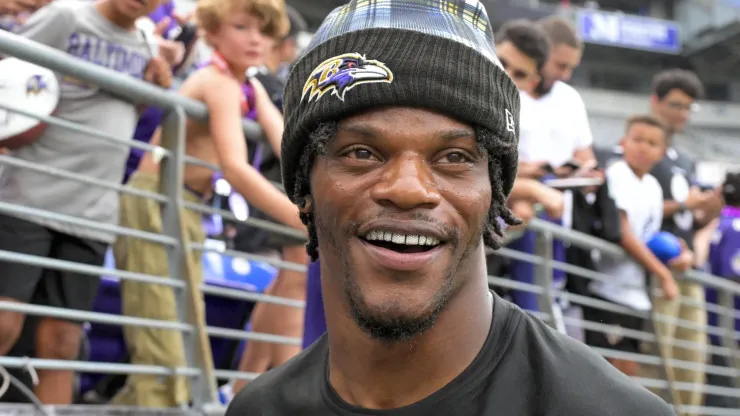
xmin=565 ymin=181 xmax=621 ymax=296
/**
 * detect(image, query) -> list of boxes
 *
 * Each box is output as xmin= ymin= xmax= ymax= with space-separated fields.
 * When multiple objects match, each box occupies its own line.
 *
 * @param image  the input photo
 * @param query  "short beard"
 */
xmin=534 ymin=78 xmax=552 ymax=96
xmin=342 ymin=222 xmax=485 ymax=345
xmin=344 ymin=255 xmax=455 ymax=344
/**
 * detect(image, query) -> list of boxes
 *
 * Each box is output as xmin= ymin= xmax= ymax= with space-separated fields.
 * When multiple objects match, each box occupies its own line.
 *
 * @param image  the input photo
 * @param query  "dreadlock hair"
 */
xmin=291 ymin=122 xmax=521 ymax=261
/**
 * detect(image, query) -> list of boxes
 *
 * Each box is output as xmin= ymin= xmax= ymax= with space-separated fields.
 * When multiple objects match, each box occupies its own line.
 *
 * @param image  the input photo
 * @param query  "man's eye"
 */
xmin=347 ymin=148 xmax=375 ymax=160
xmin=439 ymin=152 xmax=470 ymax=164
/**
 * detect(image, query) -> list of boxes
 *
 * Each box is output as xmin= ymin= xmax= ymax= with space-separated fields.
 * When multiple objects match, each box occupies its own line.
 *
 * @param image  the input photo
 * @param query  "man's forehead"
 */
xmin=662 ymin=89 xmax=694 ymax=102
xmin=336 ymin=109 xmax=476 ymax=140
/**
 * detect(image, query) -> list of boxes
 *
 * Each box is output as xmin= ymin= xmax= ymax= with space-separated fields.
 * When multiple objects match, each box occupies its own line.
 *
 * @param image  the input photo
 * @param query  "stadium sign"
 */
xmin=576 ymin=9 xmax=681 ymax=54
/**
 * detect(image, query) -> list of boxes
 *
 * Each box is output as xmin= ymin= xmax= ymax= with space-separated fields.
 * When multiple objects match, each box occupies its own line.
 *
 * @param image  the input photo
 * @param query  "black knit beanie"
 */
xmin=281 ymin=0 xmax=520 ymax=203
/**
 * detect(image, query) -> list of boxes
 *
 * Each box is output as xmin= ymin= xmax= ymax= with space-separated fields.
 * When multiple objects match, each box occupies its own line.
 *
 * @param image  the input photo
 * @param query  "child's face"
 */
xmin=621 ymin=122 xmax=666 ymax=175
xmin=207 ymin=11 xmax=274 ymax=71
xmin=110 ymin=0 xmax=163 ymax=22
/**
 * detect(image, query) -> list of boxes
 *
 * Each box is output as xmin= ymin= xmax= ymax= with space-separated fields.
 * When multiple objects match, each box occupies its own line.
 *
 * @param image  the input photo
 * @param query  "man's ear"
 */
xmin=299 ymin=195 xmax=313 ymax=214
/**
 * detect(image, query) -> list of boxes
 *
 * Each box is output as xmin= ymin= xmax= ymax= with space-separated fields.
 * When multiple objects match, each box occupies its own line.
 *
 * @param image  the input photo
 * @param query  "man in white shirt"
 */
xmin=494 ymin=19 xmax=567 ymax=315
xmin=518 ymin=17 xmax=596 ymax=176
xmin=505 ymin=18 xmax=595 ymax=336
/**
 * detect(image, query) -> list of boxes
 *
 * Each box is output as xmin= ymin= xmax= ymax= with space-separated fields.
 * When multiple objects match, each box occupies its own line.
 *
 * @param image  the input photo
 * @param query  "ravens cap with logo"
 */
xmin=280 ymin=0 xmax=520 ymax=202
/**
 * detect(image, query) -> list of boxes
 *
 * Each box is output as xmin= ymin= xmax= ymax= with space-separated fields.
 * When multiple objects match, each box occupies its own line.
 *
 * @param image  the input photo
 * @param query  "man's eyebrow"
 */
xmin=337 ymin=124 xmax=475 ymax=141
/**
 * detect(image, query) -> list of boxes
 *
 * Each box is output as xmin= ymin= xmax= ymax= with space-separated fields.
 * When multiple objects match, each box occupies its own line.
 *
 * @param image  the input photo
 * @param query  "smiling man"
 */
xmin=226 ymin=1 xmax=675 ymax=414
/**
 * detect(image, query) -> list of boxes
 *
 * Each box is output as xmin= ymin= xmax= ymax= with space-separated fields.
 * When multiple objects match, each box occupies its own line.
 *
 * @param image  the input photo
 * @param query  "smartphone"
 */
xmin=175 ymin=22 xmax=198 ymax=47
xmin=562 ymin=160 xmax=581 ymax=171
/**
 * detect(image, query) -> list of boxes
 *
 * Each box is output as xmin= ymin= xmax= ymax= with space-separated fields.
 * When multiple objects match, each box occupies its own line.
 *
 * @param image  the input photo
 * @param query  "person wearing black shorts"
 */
xmin=0 ymin=214 xmax=107 ymax=398
xmin=225 ymin=1 xmax=675 ymax=415
xmin=0 ymin=0 xmax=167 ymax=403
xmin=582 ymin=295 xmax=645 ymax=354
xmin=0 ymin=214 xmax=106 ymax=312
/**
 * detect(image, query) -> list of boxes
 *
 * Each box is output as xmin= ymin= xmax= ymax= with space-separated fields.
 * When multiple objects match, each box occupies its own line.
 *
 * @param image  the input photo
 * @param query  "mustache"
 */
xmin=346 ymin=210 xmax=461 ymax=245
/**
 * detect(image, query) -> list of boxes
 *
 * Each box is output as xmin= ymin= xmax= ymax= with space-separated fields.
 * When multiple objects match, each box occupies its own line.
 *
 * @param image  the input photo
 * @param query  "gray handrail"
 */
xmin=527 ymin=218 xmax=740 ymax=295
xmin=0 ymin=30 xmax=264 ymax=141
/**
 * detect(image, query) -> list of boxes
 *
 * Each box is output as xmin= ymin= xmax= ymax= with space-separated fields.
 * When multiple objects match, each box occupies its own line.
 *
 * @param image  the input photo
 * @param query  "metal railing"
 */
xmin=1 ymin=29 xmax=740 ymax=416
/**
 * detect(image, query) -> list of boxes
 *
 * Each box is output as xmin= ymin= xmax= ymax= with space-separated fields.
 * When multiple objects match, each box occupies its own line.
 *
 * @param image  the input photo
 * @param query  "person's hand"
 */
xmin=153 ymin=18 xmax=186 ymax=67
xmin=0 ymin=0 xmax=46 ymax=14
xmin=143 ymin=56 xmax=172 ymax=89
xmin=0 ymin=147 xmax=9 ymax=155
xmin=173 ymin=11 xmax=193 ymax=25
xmin=668 ymin=250 xmax=694 ymax=272
xmin=656 ymin=268 xmax=678 ymax=300
xmin=685 ymin=186 xmax=713 ymax=210
xmin=157 ymin=38 xmax=185 ymax=67
xmin=519 ymin=161 xmax=549 ymax=179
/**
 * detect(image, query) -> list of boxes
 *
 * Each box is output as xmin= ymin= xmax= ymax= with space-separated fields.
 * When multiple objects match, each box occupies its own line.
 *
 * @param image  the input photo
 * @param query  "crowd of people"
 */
xmin=0 ymin=0 xmax=738 ymax=414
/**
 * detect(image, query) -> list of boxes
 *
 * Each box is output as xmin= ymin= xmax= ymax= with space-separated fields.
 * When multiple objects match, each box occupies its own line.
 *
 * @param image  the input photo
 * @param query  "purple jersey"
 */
xmin=709 ymin=207 xmax=740 ymax=278
xmin=302 ymin=260 xmax=325 ymax=348
xmin=123 ymin=3 xmax=177 ymax=183
xmin=148 ymin=0 xmax=179 ymax=40
xmin=706 ymin=207 xmax=740 ymax=346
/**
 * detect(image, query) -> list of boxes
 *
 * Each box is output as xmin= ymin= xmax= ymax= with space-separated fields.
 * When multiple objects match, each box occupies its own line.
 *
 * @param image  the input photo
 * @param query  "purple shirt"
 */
xmin=148 ymin=0 xmax=179 ymax=39
xmin=706 ymin=207 xmax=740 ymax=346
xmin=123 ymin=3 xmax=177 ymax=183
xmin=709 ymin=207 xmax=740 ymax=278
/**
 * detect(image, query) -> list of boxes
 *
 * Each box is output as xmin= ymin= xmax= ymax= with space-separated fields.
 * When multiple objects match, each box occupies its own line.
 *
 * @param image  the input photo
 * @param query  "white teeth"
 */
xmin=364 ymin=230 xmax=440 ymax=246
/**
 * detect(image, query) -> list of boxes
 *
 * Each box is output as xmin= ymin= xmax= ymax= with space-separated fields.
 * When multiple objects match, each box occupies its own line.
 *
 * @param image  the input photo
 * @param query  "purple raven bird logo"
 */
xmin=302 ymin=53 xmax=393 ymax=103
xmin=26 ymin=74 xmax=48 ymax=96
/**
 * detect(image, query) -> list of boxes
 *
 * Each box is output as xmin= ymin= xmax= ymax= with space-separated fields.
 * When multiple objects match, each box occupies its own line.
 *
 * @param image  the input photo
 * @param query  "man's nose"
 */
xmin=370 ymin=155 xmax=442 ymax=210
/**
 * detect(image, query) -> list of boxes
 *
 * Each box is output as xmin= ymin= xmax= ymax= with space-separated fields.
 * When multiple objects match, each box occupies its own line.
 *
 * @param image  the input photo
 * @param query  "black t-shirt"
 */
xmin=226 ymin=294 xmax=673 ymax=416
xmin=649 ymin=146 xmax=697 ymax=248
xmin=595 ymin=144 xmax=697 ymax=248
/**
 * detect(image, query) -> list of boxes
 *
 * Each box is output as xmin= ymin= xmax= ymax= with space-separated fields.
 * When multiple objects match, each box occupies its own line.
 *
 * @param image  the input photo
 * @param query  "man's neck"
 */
xmin=324 ymin=250 xmax=492 ymax=410
xmin=95 ymin=1 xmax=136 ymax=31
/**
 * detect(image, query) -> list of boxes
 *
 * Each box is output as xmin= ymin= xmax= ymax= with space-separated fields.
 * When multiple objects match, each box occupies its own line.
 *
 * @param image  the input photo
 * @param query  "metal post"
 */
xmin=158 ymin=107 xmax=219 ymax=408
xmin=533 ymin=231 xmax=556 ymax=327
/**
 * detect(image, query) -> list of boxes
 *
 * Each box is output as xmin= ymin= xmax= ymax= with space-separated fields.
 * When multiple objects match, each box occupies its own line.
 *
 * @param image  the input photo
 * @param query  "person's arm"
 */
xmin=572 ymin=147 xmax=596 ymax=167
xmin=517 ymin=161 xmax=547 ymax=179
xmin=250 ymin=77 xmax=284 ymax=159
xmin=693 ymin=218 xmax=719 ymax=267
xmin=667 ymin=237 xmax=695 ymax=272
xmin=0 ymin=0 xmax=45 ymax=15
xmin=617 ymin=212 xmax=677 ymax=300
xmin=663 ymin=185 xmax=706 ymax=217
xmin=693 ymin=188 xmax=724 ymax=228
xmin=203 ymin=73 xmax=303 ymax=231
xmin=509 ymin=178 xmax=563 ymax=219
